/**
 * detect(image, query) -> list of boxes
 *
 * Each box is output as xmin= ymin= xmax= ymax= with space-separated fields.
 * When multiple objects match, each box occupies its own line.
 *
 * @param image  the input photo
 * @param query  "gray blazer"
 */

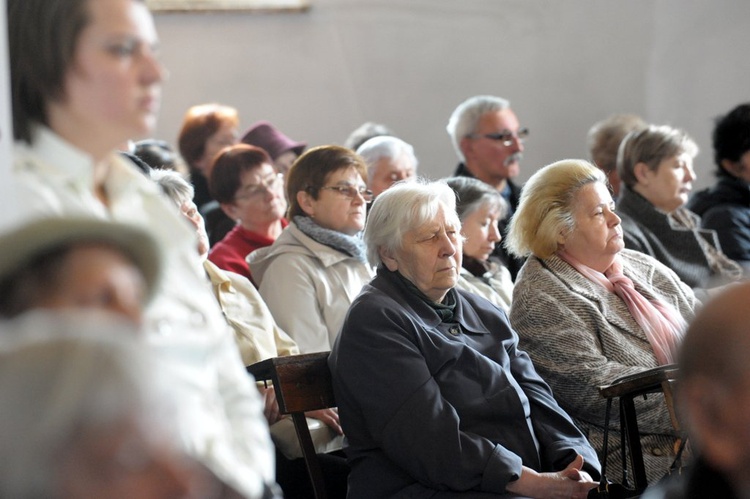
xmin=617 ymin=186 xmax=727 ymax=289
xmin=510 ymin=250 xmax=697 ymax=484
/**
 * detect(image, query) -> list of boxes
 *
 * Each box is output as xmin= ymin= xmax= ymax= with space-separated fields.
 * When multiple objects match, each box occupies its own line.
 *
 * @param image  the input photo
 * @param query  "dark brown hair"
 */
xmin=8 ymin=0 xmax=102 ymax=143
xmin=209 ymin=144 xmax=272 ymax=203
xmin=286 ymin=145 xmax=368 ymax=219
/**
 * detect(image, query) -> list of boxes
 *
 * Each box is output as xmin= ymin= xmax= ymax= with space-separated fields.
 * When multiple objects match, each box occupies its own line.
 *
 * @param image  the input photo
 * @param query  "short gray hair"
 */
xmin=356 ymin=136 xmax=419 ymax=183
xmin=444 ymin=176 xmax=508 ymax=221
xmin=446 ymin=95 xmax=510 ymax=162
xmin=343 ymin=121 xmax=394 ymax=151
xmin=150 ymin=169 xmax=193 ymax=206
xmin=364 ymin=178 xmax=459 ymax=267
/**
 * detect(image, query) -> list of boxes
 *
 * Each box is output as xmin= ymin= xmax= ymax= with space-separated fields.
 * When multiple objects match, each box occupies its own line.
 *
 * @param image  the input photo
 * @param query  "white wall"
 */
xmin=152 ymin=0 xmax=750 ymax=188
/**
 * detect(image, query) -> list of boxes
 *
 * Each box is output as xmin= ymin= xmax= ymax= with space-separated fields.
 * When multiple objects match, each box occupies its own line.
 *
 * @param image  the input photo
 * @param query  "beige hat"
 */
xmin=0 ymin=217 xmax=163 ymax=303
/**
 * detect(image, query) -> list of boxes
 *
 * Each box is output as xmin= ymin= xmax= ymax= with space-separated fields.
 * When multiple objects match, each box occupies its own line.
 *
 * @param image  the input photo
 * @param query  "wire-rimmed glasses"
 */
xmin=468 ymin=127 xmax=529 ymax=147
xmin=320 ymin=185 xmax=374 ymax=203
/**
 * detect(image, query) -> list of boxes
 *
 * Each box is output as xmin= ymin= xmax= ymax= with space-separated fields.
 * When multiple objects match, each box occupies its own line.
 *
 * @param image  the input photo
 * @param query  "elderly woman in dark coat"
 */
xmin=616 ymin=125 xmax=743 ymax=290
xmin=507 ymin=159 xmax=698 ymax=485
xmin=329 ymin=179 xmax=600 ymax=499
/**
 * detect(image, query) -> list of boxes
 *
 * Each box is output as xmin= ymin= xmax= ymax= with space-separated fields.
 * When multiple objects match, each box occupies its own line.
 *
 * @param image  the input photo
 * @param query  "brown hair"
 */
xmin=286 ymin=145 xmax=368 ymax=219
xmin=176 ymin=103 xmax=239 ymax=173
xmin=8 ymin=0 xmax=109 ymax=143
xmin=209 ymin=144 xmax=273 ymax=203
xmin=587 ymin=114 xmax=647 ymax=174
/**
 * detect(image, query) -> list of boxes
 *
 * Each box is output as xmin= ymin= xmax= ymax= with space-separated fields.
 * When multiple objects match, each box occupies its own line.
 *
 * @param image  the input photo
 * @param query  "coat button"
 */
xmin=650 ymin=447 xmax=664 ymax=457
xmin=449 ymin=326 xmax=460 ymax=336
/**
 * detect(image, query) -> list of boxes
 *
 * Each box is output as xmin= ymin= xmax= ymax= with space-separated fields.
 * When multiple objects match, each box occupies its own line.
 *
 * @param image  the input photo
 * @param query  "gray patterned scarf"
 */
xmin=294 ymin=216 xmax=368 ymax=264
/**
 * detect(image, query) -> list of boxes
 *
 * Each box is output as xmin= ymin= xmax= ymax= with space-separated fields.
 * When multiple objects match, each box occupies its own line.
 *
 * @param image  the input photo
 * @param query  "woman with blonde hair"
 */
xmin=507 ymin=159 xmax=698 ymax=484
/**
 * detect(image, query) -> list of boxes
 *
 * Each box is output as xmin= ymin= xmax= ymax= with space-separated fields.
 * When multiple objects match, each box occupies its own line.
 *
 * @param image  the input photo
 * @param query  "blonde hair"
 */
xmin=506 ymin=159 xmax=606 ymax=259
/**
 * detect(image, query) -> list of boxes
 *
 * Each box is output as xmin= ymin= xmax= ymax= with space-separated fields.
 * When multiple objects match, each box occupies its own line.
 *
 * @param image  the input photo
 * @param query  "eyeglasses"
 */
xmin=468 ymin=127 xmax=529 ymax=147
xmin=320 ymin=185 xmax=374 ymax=203
xmin=234 ymin=173 xmax=283 ymax=201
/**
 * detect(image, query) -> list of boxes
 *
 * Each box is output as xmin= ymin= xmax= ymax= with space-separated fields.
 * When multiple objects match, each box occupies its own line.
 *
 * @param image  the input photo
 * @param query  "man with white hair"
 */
xmin=447 ymin=95 xmax=528 ymax=277
xmin=356 ymin=135 xmax=418 ymax=198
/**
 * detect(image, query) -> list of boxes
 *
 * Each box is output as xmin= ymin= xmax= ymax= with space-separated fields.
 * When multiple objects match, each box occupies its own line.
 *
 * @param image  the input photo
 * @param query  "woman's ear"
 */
xmin=296 ymin=190 xmax=315 ymax=217
xmin=220 ymin=202 xmax=239 ymax=221
xmin=379 ymin=246 xmax=399 ymax=272
xmin=633 ymin=162 xmax=652 ymax=185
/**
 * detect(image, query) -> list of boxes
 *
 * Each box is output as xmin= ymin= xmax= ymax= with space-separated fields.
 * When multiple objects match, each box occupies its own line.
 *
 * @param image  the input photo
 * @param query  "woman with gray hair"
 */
xmin=446 ymin=176 xmax=514 ymax=311
xmin=616 ymin=124 xmax=743 ymax=290
xmin=329 ymin=179 xmax=600 ymax=498
xmin=356 ymin=135 xmax=418 ymax=198
xmin=507 ymin=159 xmax=698 ymax=485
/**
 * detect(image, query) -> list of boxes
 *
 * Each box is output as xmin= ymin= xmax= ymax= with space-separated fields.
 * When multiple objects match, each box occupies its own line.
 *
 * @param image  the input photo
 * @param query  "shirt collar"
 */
xmin=24 ymin=125 xmax=96 ymax=181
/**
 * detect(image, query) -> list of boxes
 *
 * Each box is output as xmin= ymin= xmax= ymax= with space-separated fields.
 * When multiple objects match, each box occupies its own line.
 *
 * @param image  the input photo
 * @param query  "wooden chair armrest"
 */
xmin=599 ymin=364 xmax=679 ymax=399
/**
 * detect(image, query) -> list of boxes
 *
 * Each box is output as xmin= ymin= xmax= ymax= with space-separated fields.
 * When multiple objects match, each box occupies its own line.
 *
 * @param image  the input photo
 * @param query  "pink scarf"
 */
xmin=557 ymin=251 xmax=685 ymax=365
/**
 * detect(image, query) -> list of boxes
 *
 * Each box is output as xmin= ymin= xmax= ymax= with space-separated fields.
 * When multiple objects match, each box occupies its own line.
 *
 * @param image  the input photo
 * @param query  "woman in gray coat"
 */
xmin=506 ymin=159 xmax=698 ymax=485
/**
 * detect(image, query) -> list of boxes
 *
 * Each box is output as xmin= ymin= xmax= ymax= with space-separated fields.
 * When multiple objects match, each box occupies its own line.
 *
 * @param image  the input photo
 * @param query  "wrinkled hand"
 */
xmin=179 ymin=201 xmax=209 ymax=258
xmin=306 ymin=408 xmax=343 ymax=435
xmin=505 ymin=455 xmax=597 ymax=499
xmin=258 ymin=385 xmax=282 ymax=425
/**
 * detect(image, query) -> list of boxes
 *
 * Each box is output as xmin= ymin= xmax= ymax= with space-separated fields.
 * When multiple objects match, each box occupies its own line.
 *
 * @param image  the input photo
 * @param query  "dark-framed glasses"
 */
xmin=469 ymin=127 xmax=529 ymax=147
xmin=320 ymin=185 xmax=374 ymax=203
xmin=235 ymin=173 xmax=284 ymax=201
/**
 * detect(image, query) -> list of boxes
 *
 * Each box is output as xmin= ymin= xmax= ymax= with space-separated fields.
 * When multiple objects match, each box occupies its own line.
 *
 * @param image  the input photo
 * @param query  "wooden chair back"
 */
xmin=248 ymin=352 xmax=335 ymax=499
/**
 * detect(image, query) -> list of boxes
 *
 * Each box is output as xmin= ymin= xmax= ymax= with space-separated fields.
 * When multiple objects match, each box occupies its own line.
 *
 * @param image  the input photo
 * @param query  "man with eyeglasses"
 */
xmin=447 ymin=95 xmax=528 ymax=278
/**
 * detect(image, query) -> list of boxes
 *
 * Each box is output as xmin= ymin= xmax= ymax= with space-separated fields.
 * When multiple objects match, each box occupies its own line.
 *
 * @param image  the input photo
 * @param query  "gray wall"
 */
xmin=152 ymin=1 xmax=750 ymax=188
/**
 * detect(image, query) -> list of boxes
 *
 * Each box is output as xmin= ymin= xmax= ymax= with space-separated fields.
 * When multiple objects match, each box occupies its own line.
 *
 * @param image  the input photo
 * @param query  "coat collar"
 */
xmin=531 ymin=253 xmax=661 ymax=338
xmin=256 ymin=222 xmax=359 ymax=267
xmin=619 ymin=187 xmax=715 ymax=239
xmin=372 ymin=266 xmax=490 ymax=335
